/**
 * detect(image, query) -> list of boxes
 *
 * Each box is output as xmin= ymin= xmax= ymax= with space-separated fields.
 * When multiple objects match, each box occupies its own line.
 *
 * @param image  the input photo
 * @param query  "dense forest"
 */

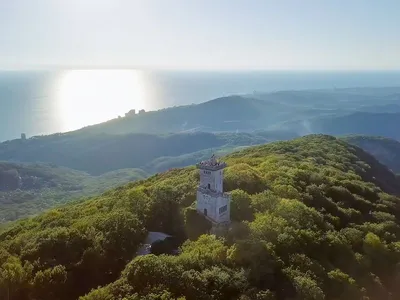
xmin=0 ymin=131 xmax=295 ymax=224
xmin=3 ymin=132 xmax=400 ymax=225
xmin=1 ymin=135 xmax=400 ymax=299
xmin=0 ymin=162 xmax=146 ymax=223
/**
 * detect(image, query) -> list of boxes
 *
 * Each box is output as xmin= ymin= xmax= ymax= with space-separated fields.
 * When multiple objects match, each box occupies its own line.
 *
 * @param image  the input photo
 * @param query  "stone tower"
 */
xmin=196 ymin=154 xmax=231 ymax=227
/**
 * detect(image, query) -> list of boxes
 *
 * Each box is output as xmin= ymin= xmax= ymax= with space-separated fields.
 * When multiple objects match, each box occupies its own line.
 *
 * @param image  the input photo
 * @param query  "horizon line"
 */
xmin=1 ymin=65 xmax=400 ymax=72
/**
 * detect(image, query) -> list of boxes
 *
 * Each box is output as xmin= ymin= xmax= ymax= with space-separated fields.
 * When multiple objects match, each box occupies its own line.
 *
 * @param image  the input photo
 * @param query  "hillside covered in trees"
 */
xmin=0 ymin=132 xmax=277 ymax=175
xmin=0 ymin=162 xmax=146 ymax=223
xmin=3 ymin=131 xmax=400 ymax=225
xmin=343 ymin=135 xmax=400 ymax=174
xmin=1 ymin=135 xmax=400 ymax=299
xmin=0 ymin=131 xmax=296 ymax=223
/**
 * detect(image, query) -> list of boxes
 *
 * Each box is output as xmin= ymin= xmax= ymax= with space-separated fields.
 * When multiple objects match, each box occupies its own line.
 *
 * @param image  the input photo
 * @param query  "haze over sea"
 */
xmin=1 ymin=70 xmax=400 ymax=142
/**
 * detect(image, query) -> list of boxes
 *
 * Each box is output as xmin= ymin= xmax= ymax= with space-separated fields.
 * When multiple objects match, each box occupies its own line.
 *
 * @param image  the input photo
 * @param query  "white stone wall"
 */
xmin=199 ymin=169 xmax=224 ymax=193
xmin=214 ymin=170 xmax=224 ymax=193
xmin=196 ymin=191 xmax=231 ymax=224
xmin=196 ymin=191 xmax=218 ymax=221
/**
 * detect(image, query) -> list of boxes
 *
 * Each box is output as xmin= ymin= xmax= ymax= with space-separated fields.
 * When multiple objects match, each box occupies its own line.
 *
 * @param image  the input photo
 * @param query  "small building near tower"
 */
xmin=138 ymin=109 xmax=146 ymax=114
xmin=21 ymin=133 xmax=26 ymax=140
xmin=196 ymin=155 xmax=231 ymax=227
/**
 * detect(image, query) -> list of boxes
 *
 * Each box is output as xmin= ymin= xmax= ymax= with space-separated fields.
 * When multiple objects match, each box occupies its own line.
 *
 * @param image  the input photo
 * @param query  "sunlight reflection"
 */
xmin=56 ymin=69 xmax=146 ymax=132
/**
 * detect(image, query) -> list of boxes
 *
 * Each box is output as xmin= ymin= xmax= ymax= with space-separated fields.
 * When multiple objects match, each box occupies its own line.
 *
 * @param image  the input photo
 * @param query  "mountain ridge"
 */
xmin=0 ymin=86 xmax=395 ymax=141
xmin=2 ymin=135 xmax=400 ymax=299
xmin=0 ymin=131 xmax=275 ymax=175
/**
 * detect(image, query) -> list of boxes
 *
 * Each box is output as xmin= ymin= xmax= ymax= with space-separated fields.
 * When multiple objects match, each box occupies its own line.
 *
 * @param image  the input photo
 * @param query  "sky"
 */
xmin=0 ymin=0 xmax=399 ymax=70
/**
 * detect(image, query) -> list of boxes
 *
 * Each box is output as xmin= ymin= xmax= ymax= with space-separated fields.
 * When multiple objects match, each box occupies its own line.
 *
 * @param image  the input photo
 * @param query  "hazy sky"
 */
xmin=1 ymin=0 xmax=399 ymax=70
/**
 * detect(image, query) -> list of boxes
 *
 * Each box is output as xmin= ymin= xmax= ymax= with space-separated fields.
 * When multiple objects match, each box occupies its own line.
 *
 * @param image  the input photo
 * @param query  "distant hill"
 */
xmin=254 ymin=87 xmax=400 ymax=105
xmin=343 ymin=135 xmax=400 ymax=173
xmin=0 ymin=161 xmax=146 ymax=222
xmin=3 ymin=87 xmax=400 ymax=161
xmin=76 ymin=95 xmax=291 ymax=135
xmin=2 ymin=135 xmax=400 ymax=299
xmin=4 ymin=87 xmax=400 ymax=175
xmin=0 ymin=131 xmax=283 ymax=175
xmin=29 ymin=87 xmax=398 ymax=137
xmin=312 ymin=112 xmax=400 ymax=139
xmin=280 ymin=112 xmax=400 ymax=139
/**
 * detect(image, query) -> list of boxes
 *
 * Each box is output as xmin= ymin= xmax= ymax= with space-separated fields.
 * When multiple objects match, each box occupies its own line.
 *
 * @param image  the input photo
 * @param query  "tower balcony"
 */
xmin=196 ymin=154 xmax=227 ymax=171
xmin=196 ymin=161 xmax=227 ymax=171
xmin=197 ymin=186 xmax=230 ymax=198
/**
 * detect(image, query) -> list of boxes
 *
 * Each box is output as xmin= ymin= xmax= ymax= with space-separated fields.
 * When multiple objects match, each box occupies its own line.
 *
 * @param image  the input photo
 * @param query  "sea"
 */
xmin=1 ymin=70 xmax=400 ymax=142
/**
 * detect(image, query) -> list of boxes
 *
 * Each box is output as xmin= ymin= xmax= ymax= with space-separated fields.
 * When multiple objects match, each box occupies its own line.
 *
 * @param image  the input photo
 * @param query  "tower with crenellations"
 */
xmin=196 ymin=154 xmax=231 ymax=228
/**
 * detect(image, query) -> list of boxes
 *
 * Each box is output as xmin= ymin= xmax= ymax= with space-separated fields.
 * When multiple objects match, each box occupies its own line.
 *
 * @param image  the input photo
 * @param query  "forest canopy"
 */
xmin=0 ymin=162 xmax=147 ymax=223
xmin=1 ymin=134 xmax=400 ymax=300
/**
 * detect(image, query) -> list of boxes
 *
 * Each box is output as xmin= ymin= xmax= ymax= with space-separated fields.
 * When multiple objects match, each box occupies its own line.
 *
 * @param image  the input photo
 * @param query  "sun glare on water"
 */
xmin=56 ymin=69 xmax=146 ymax=132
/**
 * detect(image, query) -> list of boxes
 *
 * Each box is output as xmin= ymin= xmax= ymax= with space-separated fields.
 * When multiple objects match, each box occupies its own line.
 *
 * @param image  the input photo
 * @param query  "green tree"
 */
xmin=230 ymin=189 xmax=254 ymax=222
xmin=32 ymin=265 xmax=67 ymax=300
xmin=0 ymin=257 xmax=31 ymax=300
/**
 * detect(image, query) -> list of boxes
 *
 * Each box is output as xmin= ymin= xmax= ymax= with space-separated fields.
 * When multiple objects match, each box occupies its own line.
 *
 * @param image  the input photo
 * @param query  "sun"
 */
xmin=56 ymin=69 xmax=145 ymax=132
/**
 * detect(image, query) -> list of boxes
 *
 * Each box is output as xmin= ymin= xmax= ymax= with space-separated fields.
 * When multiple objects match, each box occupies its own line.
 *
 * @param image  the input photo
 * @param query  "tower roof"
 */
xmin=196 ymin=154 xmax=227 ymax=170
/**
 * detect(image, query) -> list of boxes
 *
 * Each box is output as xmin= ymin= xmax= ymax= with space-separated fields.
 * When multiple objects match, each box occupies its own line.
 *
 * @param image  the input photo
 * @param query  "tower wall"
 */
xmin=196 ymin=190 xmax=230 ymax=224
xmin=199 ymin=169 xmax=224 ymax=193
xmin=196 ymin=155 xmax=230 ymax=225
xmin=196 ymin=191 xmax=218 ymax=221
xmin=215 ymin=170 xmax=223 ymax=193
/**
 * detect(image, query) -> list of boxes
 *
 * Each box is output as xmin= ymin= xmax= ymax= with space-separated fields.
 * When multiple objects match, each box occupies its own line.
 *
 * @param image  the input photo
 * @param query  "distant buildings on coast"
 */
xmin=18 ymin=108 xmax=147 ymax=141
xmin=124 ymin=108 xmax=146 ymax=118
